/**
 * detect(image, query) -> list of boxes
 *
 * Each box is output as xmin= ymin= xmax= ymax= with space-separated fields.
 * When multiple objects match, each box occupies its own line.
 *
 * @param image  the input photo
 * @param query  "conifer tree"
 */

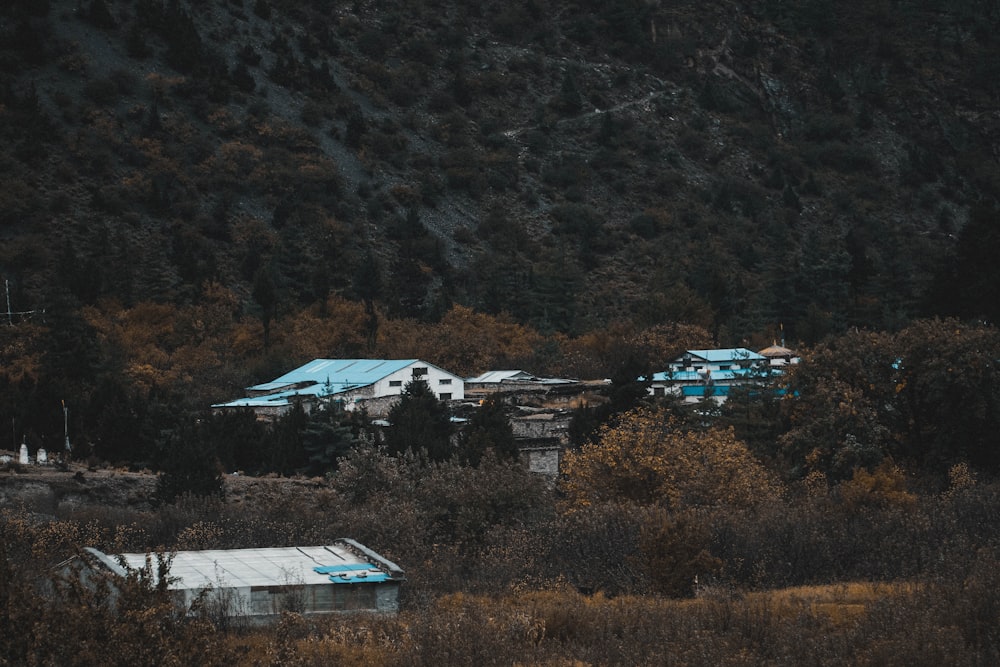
xmin=301 ymin=403 xmax=357 ymax=475
xmin=385 ymin=379 xmax=453 ymax=461
xmin=154 ymin=418 xmax=224 ymax=505
xmin=457 ymin=393 xmax=517 ymax=467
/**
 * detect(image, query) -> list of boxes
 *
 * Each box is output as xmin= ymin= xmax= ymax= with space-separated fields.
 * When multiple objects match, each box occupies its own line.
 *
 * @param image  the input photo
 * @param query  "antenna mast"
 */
xmin=4 ymin=278 xmax=40 ymax=324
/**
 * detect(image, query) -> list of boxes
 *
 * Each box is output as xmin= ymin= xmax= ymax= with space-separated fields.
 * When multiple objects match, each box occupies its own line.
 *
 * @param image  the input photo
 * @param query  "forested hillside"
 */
xmin=1 ymin=0 xmax=999 ymax=458
xmin=5 ymin=4 xmax=1000 ymax=661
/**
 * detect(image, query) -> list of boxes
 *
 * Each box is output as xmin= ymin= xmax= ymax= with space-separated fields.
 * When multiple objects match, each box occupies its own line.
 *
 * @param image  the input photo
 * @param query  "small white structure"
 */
xmin=758 ymin=344 xmax=800 ymax=367
xmin=35 ymin=448 xmax=47 ymax=465
xmin=18 ymin=443 xmax=28 ymax=465
xmin=72 ymin=539 xmax=404 ymax=620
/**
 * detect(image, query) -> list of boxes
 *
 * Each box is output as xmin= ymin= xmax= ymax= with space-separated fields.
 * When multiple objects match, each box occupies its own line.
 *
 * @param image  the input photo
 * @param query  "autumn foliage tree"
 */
xmin=891 ymin=319 xmax=1000 ymax=472
xmin=561 ymin=405 xmax=782 ymax=510
xmin=778 ymin=319 xmax=1000 ymax=481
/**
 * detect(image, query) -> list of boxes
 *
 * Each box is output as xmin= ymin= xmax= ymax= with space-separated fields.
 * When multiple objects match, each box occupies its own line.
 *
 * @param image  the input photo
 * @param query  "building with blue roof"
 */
xmin=70 ymin=538 xmax=404 ymax=620
xmin=647 ymin=348 xmax=787 ymax=404
xmin=213 ymin=359 xmax=465 ymax=418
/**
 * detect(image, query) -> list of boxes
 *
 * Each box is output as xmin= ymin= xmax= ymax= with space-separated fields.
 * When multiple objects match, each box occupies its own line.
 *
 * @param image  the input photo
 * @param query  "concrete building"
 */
xmin=648 ymin=348 xmax=771 ymax=404
xmin=72 ymin=539 xmax=404 ymax=621
xmin=213 ymin=359 xmax=465 ymax=419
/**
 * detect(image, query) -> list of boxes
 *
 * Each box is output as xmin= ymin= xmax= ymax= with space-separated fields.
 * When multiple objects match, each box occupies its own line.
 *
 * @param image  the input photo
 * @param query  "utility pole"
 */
xmin=63 ymin=400 xmax=71 ymax=453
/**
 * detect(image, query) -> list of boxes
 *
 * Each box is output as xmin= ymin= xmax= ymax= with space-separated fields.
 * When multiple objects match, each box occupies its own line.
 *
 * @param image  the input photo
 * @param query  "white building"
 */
xmin=648 ymin=348 xmax=771 ymax=404
xmin=72 ymin=539 xmax=404 ymax=621
xmin=213 ymin=358 xmax=465 ymax=418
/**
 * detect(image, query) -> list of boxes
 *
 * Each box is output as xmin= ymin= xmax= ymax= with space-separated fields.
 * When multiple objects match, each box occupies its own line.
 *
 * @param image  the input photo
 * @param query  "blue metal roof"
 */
xmin=247 ymin=359 xmax=419 ymax=392
xmin=213 ymin=396 xmax=292 ymax=408
xmin=681 ymin=385 xmax=732 ymax=397
xmin=681 ymin=348 xmax=765 ymax=363
xmin=212 ymin=385 xmax=358 ymax=409
xmin=651 ymin=369 xmax=758 ymax=382
xmin=653 ymin=368 xmax=764 ymax=382
xmin=213 ymin=385 xmax=330 ymax=408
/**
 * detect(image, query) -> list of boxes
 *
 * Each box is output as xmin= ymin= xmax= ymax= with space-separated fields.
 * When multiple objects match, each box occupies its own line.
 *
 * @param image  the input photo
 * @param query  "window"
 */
xmin=412 ymin=367 xmax=428 ymax=377
xmin=439 ymin=393 xmax=452 ymax=400
xmin=653 ymin=387 xmax=664 ymax=396
xmin=389 ymin=380 xmax=402 ymax=387
xmin=439 ymin=378 xmax=452 ymax=385
xmin=250 ymin=585 xmax=307 ymax=615
xmin=333 ymin=584 xmax=376 ymax=610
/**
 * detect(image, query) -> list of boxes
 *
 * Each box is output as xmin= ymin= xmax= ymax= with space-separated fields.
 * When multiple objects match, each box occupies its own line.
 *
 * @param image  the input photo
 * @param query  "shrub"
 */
xmin=561 ymin=406 xmax=782 ymax=510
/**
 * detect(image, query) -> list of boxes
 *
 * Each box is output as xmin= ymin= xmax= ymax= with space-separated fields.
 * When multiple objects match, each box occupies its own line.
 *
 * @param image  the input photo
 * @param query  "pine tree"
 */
xmin=301 ymin=403 xmax=357 ymax=475
xmin=457 ymin=394 xmax=517 ymax=466
xmin=385 ymin=379 xmax=453 ymax=461
xmin=154 ymin=418 xmax=224 ymax=505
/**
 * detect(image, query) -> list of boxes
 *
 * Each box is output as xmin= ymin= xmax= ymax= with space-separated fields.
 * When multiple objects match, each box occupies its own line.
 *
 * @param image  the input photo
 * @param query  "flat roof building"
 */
xmin=73 ymin=539 xmax=404 ymax=621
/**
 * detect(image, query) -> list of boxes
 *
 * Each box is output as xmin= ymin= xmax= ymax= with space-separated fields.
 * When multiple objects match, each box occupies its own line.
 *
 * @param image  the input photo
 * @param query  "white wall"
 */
xmin=373 ymin=361 xmax=465 ymax=401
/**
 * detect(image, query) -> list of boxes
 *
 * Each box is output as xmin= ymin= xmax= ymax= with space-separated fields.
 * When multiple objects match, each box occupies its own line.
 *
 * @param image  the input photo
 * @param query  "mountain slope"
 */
xmin=1 ymin=0 xmax=998 ymax=342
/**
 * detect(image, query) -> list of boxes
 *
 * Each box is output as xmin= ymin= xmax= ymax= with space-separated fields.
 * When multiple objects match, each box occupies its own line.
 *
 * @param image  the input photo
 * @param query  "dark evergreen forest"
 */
xmin=1 ymin=0 xmax=998 ymax=468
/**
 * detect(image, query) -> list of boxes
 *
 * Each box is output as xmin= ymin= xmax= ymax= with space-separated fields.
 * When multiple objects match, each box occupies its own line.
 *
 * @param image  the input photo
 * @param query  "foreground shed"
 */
xmin=77 ymin=539 xmax=404 ymax=620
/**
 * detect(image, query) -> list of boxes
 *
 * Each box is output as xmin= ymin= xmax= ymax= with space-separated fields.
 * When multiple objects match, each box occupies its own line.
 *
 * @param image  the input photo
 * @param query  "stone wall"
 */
xmin=520 ymin=447 xmax=561 ymax=477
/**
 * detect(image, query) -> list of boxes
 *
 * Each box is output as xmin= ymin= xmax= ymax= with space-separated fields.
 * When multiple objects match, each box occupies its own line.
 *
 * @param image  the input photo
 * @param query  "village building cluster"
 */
xmin=25 ymin=346 xmax=797 ymax=625
xmin=207 ymin=346 xmax=798 ymax=476
xmin=2 ymin=347 xmax=797 ymax=472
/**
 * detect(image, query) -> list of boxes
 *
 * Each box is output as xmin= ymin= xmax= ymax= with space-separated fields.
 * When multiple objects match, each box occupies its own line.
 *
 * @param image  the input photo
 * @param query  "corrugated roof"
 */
xmin=681 ymin=385 xmax=732 ymax=397
xmin=248 ymin=359 xmax=419 ymax=392
xmin=109 ymin=543 xmax=401 ymax=591
xmin=466 ymin=370 xmax=578 ymax=385
xmin=212 ymin=394 xmax=295 ymax=409
xmin=652 ymin=369 xmax=757 ymax=382
xmin=466 ymin=370 xmax=537 ymax=383
xmin=682 ymin=348 xmax=766 ymax=363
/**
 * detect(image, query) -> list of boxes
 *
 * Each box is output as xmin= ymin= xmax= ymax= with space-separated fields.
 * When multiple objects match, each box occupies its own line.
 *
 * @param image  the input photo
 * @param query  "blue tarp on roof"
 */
xmin=247 ymin=359 xmax=418 ymax=392
xmin=316 ymin=563 xmax=391 ymax=584
xmin=327 ymin=572 xmax=391 ymax=584
xmin=314 ymin=563 xmax=378 ymax=574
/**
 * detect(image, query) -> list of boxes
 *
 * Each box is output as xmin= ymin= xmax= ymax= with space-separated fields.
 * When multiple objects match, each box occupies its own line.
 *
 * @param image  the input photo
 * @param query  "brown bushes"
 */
xmin=3 ymin=465 xmax=1000 ymax=663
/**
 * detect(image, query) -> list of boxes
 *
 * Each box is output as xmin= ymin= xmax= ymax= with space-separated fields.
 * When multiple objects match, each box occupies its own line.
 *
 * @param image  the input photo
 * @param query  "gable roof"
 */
xmin=675 ymin=348 xmax=766 ymax=363
xmin=214 ymin=359 xmax=466 ymax=411
xmin=248 ymin=359 xmax=420 ymax=393
xmin=466 ymin=370 xmax=538 ymax=383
